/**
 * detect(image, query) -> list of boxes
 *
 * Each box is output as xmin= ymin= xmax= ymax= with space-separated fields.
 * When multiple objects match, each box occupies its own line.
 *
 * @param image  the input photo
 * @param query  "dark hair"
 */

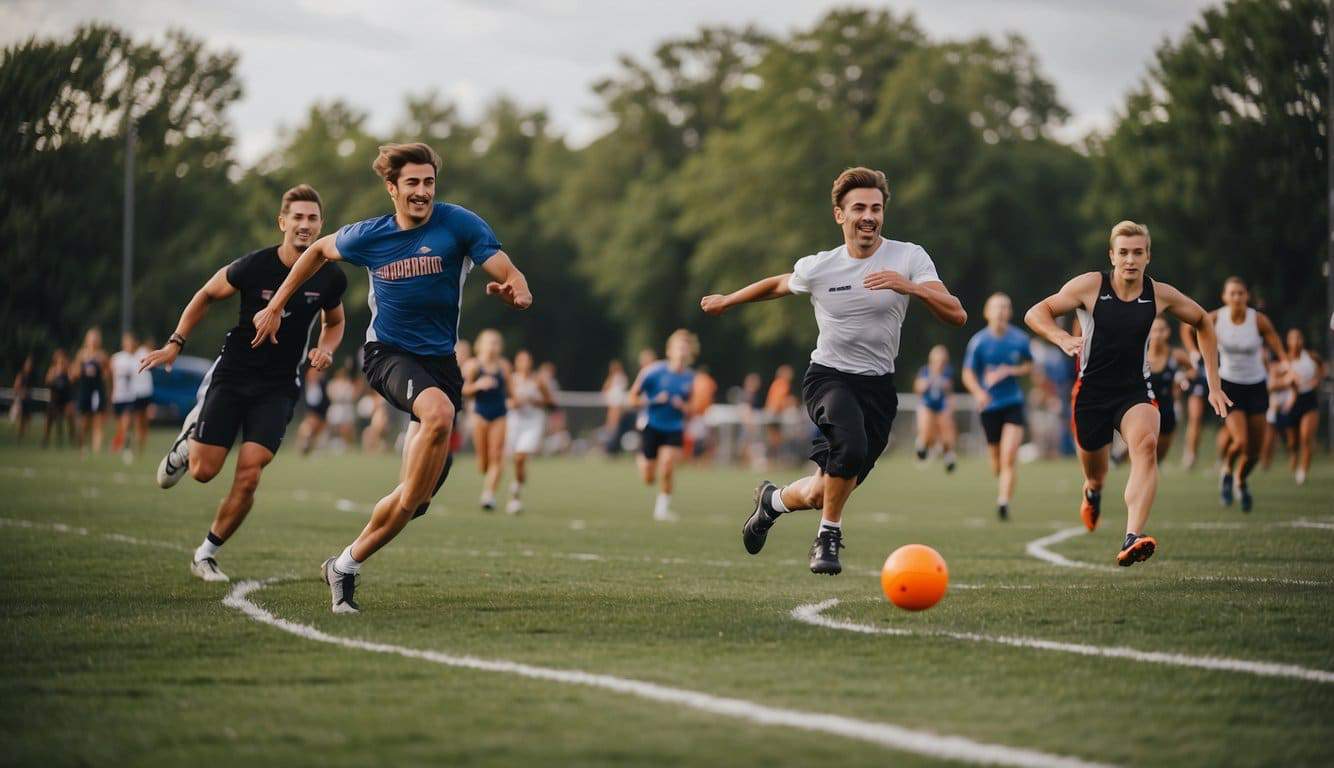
xmin=281 ymin=184 xmax=323 ymax=216
xmin=372 ymin=142 xmax=441 ymax=184
xmin=831 ymin=167 xmax=890 ymax=207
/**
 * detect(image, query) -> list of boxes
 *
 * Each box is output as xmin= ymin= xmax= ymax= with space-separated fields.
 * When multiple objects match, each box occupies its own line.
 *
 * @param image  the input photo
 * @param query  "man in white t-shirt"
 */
xmin=701 ymin=167 xmax=967 ymax=574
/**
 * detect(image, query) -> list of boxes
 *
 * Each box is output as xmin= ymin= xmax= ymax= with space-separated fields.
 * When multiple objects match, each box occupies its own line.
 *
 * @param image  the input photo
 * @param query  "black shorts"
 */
xmin=803 ymin=363 xmax=898 ymax=485
xmin=1221 ymin=379 xmax=1268 ymax=416
xmin=113 ymin=401 xmax=136 ymax=416
xmin=77 ymin=387 xmax=104 ymax=414
xmin=640 ymin=425 xmax=683 ymax=459
xmin=133 ymin=396 xmax=151 ymax=412
xmin=1290 ymin=390 xmax=1318 ymax=420
xmin=194 ymin=380 xmax=296 ymax=455
xmin=1157 ymin=398 xmax=1177 ymax=435
xmin=979 ymin=403 xmax=1025 ymax=445
xmin=1188 ymin=374 xmax=1209 ymax=399
xmin=362 ymin=342 xmax=463 ymax=422
xmin=306 ymin=396 xmax=330 ymax=419
xmin=1072 ymin=383 xmax=1155 ymax=452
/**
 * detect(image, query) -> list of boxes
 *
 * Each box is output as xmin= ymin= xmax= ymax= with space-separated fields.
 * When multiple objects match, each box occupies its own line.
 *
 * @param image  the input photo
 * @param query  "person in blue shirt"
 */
xmin=913 ymin=345 xmax=957 ymax=472
xmin=962 ymin=293 xmax=1033 ymax=521
xmin=629 ymin=329 xmax=698 ymax=522
xmin=252 ymin=142 xmax=531 ymax=614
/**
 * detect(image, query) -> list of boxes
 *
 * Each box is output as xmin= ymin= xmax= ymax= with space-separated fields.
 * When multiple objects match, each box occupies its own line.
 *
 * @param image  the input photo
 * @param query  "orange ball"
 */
xmin=880 ymin=544 xmax=949 ymax=611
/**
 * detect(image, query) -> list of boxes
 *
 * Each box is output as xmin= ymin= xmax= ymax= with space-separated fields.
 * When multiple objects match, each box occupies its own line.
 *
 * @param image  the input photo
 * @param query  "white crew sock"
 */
xmin=769 ymin=486 xmax=790 ymax=514
xmin=510 ymin=481 xmax=523 ymax=500
xmin=997 ymin=495 xmax=1009 ymax=506
xmin=334 ymin=545 xmax=362 ymax=575
xmin=194 ymin=533 xmax=222 ymax=563
xmin=818 ymin=517 xmax=841 ymax=534
xmin=655 ymin=493 xmax=671 ymax=514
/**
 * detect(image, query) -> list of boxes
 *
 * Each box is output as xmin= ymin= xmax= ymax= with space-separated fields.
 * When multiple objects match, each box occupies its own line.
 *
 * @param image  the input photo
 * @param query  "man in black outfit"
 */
xmin=140 ymin=185 xmax=347 ymax=583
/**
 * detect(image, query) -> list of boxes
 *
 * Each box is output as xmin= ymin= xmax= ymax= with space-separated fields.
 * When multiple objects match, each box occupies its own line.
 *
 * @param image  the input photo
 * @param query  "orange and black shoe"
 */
xmin=1080 ymin=488 xmax=1102 ymax=532
xmin=1116 ymin=532 xmax=1157 ymax=567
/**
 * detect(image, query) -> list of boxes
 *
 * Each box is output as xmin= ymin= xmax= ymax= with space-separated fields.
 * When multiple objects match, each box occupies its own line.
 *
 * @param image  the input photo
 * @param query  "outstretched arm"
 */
xmin=1024 ymin=272 xmax=1099 ymax=357
xmin=253 ymin=236 xmax=343 ymax=347
xmin=700 ymin=273 xmax=793 ymax=315
xmin=1159 ymin=283 xmax=1231 ymax=418
xmin=139 ymin=267 xmax=237 ymax=372
xmin=480 ymin=251 xmax=532 ymax=309
xmin=306 ymin=304 xmax=345 ymax=372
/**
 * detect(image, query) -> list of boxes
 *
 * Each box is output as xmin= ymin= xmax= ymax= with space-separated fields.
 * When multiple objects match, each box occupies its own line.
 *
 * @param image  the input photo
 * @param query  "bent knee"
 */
xmin=189 ymin=458 xmax=221 ymax=483
xmin=1129 ymin=432 xmax=1158 ymax=459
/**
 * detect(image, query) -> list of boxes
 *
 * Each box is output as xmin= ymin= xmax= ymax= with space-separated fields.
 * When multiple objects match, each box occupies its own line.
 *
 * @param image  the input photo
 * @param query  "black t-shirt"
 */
xmin=211 ymin=246 xmax=347 ymax=394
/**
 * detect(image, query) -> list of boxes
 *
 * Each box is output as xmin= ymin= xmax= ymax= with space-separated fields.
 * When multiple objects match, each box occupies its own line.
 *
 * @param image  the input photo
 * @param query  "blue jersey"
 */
xmin=916 ymin=364 xmax=953 ymax=412
xmin=963 ymin=325 xmax=1032 ymax=412
xmin=640 ymin=362 xmax=694 ymax=432
xmin=335 ymin=203 xmax=500 ymax=357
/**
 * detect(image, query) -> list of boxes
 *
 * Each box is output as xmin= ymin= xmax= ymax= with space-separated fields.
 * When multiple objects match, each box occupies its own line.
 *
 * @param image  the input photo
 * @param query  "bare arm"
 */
xmin=1158 ymin=282 xmax=1230 ymax=417
xmin=626 ymin=367 xmax=651 ymax=408
xmin=860 ymin=270 xmax=967 ymax=326
xmin=306 ymin=303 xmax=345 ymax=372
xmin=139 ymin=267 xmax=238 ymax=372
xmin=251 ymin=236 xmax=342 ymax=347
xmin=960 ymin=367 xmax=989 ymax=409
xmin=481 ymin=251 xmax=532 ymax=309
xmin=1024 ymin=272 xmax=1099 ymax=357
xmin=1255 ymin=313 xmax=1289 ymax=367
xmin=700 ymin=273 xmax=793 ymax=315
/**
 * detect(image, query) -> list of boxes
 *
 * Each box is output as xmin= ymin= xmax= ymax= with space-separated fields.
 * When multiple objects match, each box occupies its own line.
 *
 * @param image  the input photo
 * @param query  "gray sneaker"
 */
xmin=190 ymin=557 xmax=229 ymax=582
xmin=321 ymin=556 xmax=360 ymax=614
xmin=156 ymin=401 xmax=201 ymax=489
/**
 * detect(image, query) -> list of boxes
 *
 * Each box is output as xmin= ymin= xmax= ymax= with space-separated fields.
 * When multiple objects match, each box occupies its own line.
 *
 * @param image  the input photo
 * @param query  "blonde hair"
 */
xmin=1108 ymin=220 xmax=1151 ymax=251
xmin=475 ymin=328 xmax=503 ymax=356
xmin=666 ymin=329 xmax=700 ymax=364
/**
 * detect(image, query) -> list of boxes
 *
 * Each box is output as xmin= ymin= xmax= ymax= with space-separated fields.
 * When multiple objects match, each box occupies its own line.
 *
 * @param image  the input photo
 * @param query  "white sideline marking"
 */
xmin=792 ymin=599 xmax=1334 ymax=685
xmin=224 ymin=579 xmax=1114 ymax=768
xmin=0 ymin=517 xmax=190 ymax=553
xmin=1024 ymin=527 xmax=1333 ymax=586
xmin=1285 ymin=520 xmax=1334 ymax=531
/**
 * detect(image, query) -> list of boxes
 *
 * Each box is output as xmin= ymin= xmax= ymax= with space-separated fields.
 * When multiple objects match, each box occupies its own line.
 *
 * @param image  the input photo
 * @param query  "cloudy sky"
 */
xmin=3 ymin=0 xmax=1216 ymax=163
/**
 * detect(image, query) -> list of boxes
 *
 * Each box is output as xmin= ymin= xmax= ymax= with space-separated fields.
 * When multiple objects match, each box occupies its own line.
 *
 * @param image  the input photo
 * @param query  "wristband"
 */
xmin=168 ymin=333 xmax=186 ymax=350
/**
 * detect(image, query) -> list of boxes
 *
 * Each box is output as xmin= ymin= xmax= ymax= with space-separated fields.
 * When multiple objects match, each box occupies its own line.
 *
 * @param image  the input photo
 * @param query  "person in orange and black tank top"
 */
xmin=1024 ymin=221 xmax=1231 ymax=567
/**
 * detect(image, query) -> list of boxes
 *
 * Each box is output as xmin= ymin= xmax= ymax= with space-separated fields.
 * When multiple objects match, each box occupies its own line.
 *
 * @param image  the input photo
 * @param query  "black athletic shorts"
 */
xmin=1290 ymin=390 xmax=1318 ymax=421
xmin=362 ymin=342 xmax=463 ymax=422
xmin=1221 ymin=379 xmax=1268 ymax=416
xmin=77 ymin=386 xmax=104 ymax=415
xmin=1188 ymin=373 xmax=1209 ymax=399
xmin=1072 ymin=383 xmax=1154 ymax=452
xmin=195 ymin=380 xmax=296 ymax=455
xmin=979 ymin=403 xmax=1025 ymax=445
xmin=803 ymin=363 xmax=898 ymax=485
xmin=640 ymin=425 xmax=683 ymax=459
xmin=113 ymin=401 xmax=135 ymax=416
xmin=133 ymin=396 xmax=151 ymax=412
xmin=1157 ymin=398 xmax=1177 ymax=435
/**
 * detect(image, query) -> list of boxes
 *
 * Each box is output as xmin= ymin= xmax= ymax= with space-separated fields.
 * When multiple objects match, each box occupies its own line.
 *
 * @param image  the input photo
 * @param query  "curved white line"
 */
xmin=223 ymin=579 xmax=1115 ymax=768
xmin=793 ymin=599 xmax=1334 ymax=685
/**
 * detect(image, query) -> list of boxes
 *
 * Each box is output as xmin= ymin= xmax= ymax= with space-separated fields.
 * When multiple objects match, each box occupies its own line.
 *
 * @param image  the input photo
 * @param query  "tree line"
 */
xmin=1 ymin=0 xmax=1325 ymax=389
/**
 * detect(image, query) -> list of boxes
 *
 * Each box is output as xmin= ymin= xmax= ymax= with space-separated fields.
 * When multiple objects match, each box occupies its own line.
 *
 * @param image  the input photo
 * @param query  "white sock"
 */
xmin=997 ymin=496 xmax=1009 ymax=506
xmin=655 ymin=493 xmax=671 ymax=513
xmin=334 ymin=545 xmax=362 ymax=575
xmin=194 ymin=534 xmax=221 ymax=563
xmin=818 ymin=517 xmax=841 ymax=533
xmin=769 ymin=486 xmax=790 ymax=514
xmin=510 ymin=481 xmax=523 ymax=500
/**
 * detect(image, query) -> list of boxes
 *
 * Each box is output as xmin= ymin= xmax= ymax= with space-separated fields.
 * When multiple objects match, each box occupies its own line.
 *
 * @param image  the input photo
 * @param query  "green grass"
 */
xmin=1 ymin=426 xmax=1331 ymax=767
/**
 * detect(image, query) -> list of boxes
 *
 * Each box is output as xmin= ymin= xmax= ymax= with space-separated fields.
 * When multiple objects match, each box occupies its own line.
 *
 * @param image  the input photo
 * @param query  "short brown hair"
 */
xmin=1108 ymin=220 xmax=1150 ymax=250
xmin=831 ymin=167 xmax=890 ymax=207
xmin=373 ymin=142 xmax=441 ymax=184
xmin=280 ymin=184 xmax=322 ymax=216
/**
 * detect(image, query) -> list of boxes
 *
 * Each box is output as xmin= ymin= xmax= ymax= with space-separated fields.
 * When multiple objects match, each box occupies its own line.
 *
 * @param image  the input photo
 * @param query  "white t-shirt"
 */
xmin=788 ymin=238 xmax=940 ymax=376
xmin=110 ymin=351 xmax=138 ymax=404
xmin=133 ymin=345 xmax=154 ymax=398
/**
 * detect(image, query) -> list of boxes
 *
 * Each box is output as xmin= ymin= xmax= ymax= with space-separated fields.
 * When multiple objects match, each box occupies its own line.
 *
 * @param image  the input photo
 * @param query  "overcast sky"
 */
xmin=3 ymin=0 xmax=1217 ymax=163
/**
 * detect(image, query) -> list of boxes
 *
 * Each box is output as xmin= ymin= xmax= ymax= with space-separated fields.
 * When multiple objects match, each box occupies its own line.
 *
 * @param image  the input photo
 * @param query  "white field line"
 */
xmin=1024 ymin=527 xmax=1333 ymax=586
xmin=792 ymin=599 xmax=1334 ymax=685
xmin=1284 ymin=520 xmax=1334 ymax=531
xmin=0 ymin=516 xmax=190 ymax=553
xmin=224 ymin=578 xmax=1115 ymax=768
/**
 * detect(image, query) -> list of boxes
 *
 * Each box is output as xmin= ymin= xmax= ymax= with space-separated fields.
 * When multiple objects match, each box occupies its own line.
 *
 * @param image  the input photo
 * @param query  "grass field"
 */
xmin=2 ymin=426 xmax=1332 ymax=767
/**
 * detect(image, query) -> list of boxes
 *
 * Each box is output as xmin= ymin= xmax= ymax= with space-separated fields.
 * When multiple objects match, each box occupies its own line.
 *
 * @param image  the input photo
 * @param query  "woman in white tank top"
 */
xmin=1200 ymin=277 xmax=1287 ymax=511
xmin=1284 ymin=329 xmax=1326 ymax=485
xmin=505 ymin=350 xmax=554 ymax=514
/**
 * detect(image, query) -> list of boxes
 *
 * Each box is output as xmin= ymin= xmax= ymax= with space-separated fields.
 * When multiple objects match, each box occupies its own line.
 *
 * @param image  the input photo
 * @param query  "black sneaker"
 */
xmin=943 ymin=452 xmax=957 ymax=474
xmin=914 ymin=446 xmax=928 ymax=461
xmin=997 ymin=503 xmax=1009 ymax=522
xmin=1219 ymin=473 xmax=1234 ymax=507
xmin=742 ymin=480 xmax=779 ymax=555
xmin=321 ymin=556 xmax=360 ymax=614
xmin=1239 ymin=484 xmax=1253 ymax=513
xmin=808 ymin=527 xmax=844 ymax=575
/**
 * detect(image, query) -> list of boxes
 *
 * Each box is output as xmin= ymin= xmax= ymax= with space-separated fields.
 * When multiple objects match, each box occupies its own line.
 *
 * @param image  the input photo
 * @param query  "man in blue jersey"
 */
xmin=962 ymin=293 xmax=1032 ymax=521
xmin=252 ymin=142 xmax=531 ymax=613
xmin=628 ymin=329 xmax=697 ymax=522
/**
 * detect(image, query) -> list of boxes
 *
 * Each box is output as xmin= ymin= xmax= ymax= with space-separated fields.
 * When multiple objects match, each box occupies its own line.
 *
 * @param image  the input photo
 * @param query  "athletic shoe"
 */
xmin=914 ymin=446 xmax=928 ymax=462
xmin=480 ymin=492 xmax=496 ymax=512
xmin=1116 ymin=533 xmax=1157 ymax=566
xmin=742 ymin=480 xmax=778 ymax=555
xmin=321 ymin=556 xmax=360 ymax=614
xmin=1219 ymin=472 xmax=1234 ymax=507
xmin=156 ymin=401 xmax=201 ymax=489
xmin=1239 ymin=484 xmax=1253 ymax=513
xmin=653 ymin=507 xmax=679 ymax=523
xmin=943 ymin=452 xmax=957 ymax=474
xmin=190 ymin=557 xmax=229 ymax=582
xmin=1295 ymin=469 xmax=1307 ymax=486
xmin=997 ymin=503 xmax=1009 ymax=522
xmin=808 ymin=528 xmax=843 ymax=575
xmin=1080 ymin=488 xmax=1102 ymax=532
xmin=505 ymin=498 xmax=523 ymax=515
xmin=1181 ymin=450 xmax=1197 ymax=471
